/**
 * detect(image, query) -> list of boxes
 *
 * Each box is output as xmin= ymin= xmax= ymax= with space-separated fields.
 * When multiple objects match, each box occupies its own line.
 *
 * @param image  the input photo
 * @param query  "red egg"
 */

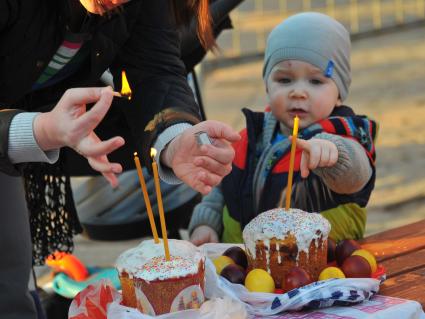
xmin=220 ymin=263 xmax=246 ymax=285
xmin=341 ymin=255 xmax=372 ymax=278
xmin=335 ymin=239 xmax=361 ymax=266
xmin=223 ymin=246 xmax=248 ymax=270
xmin=282 ymin=266 xmax=312 ymax=292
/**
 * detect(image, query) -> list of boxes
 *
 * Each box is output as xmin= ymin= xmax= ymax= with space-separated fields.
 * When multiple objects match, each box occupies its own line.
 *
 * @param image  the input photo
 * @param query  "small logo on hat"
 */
xmin=325 ymin=60 xmax=334 ymax=78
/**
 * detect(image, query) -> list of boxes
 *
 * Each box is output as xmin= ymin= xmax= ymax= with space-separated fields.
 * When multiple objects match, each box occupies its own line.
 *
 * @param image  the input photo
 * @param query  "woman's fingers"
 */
xmin=102 ymin=172 xmax=119 ymax=188
xmin=198 ymin=170 xmax=221 ymax=188
xmin=198 ymin=120 xmax=241 ymax=144
xmin=198 ymin=140 xmax=235 ymax=165
xmin=188 ymin=170 xmax=222 ymax=195
xmin=87 ymin=155 xmax=122 ymax=174
xmin=194 ymin=156 xmax=232 ymax=177
xmin=61 ymin=87 xmax=103 ymax=106
xmin=74 ymin=87 xmax=114 ymax=133
xmin=79 ymin=136 xmax=125 ymax=157
xmin=87 ymin=155 xmax=122 ymax=187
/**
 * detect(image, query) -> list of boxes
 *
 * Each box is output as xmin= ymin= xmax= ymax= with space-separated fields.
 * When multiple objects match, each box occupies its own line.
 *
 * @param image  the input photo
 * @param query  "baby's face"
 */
xmin=266 ymin=60 xmax=341 ymax=130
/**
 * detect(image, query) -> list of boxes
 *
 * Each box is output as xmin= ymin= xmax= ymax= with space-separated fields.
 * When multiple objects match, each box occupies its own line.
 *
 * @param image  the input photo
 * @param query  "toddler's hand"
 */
xmin=190 ymin=225 xmax=219 ymax=246
xmin=291 ymin=137 xmax=338 ymax=178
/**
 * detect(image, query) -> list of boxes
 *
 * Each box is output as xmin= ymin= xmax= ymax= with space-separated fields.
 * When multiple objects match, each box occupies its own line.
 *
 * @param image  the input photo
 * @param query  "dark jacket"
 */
xmin=0 ymin=0 xmax=201 ymax=175
xmin=0 ymin=109 xmax=24 ymax=175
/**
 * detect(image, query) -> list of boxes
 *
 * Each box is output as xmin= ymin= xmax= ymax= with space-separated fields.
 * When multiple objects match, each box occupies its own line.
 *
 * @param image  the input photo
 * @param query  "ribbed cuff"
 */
xmin=313 ymin=132 xmax=372 ymax=193
xmin=188 ymin=206 xmax=223 ymax=237
xmin=313 ymin=133 xmax=350 ymax=179
xmin=153 ymin=123 xmax=193 ymax=184
xmin=8 ymin=113 xmax=59 ymax=164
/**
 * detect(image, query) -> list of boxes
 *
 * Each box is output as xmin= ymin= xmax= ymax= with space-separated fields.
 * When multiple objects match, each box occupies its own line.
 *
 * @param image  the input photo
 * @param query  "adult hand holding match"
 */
xmin=33 ymin=86 xmax=125 ymax=187
xmin=161 ymin=120 xmax=241 ymax=195
xmin=290 ymin=136 xmax=339 ymax=178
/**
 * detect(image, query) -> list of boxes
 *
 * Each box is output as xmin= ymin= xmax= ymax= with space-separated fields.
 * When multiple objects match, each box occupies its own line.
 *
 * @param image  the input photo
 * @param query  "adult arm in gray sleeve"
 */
xmin=8 ymin=112 xmax=59 ymax=164
xmin=188 ymin=184 xmax=225 ymax=236
xmin=312 ymin=133 xmax=373 ymax=194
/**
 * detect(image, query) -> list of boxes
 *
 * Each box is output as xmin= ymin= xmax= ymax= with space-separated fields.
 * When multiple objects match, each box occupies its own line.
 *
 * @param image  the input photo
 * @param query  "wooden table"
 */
xmin=361 ymin=218 xmax=425 ymax=308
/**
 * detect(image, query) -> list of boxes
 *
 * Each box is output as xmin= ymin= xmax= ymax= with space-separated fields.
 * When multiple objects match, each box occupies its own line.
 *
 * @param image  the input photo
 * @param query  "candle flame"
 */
xmin=120 ymin=70 xmax=132 ymax=100
xmin=150 ymin=148 xmax=157 ymax=158
xmin=134 ymin=152 xmax=138 ymax=157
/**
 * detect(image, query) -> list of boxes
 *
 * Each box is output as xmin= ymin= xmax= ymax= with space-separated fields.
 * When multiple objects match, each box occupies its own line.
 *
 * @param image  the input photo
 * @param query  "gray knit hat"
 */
xmin=263 ymin=12 xmax=351 ymax=101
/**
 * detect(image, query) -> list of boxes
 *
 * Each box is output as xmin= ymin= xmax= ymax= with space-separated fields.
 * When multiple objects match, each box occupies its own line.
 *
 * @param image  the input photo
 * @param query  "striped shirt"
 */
xmin=32 ymin=32 xmax=89 ymax=91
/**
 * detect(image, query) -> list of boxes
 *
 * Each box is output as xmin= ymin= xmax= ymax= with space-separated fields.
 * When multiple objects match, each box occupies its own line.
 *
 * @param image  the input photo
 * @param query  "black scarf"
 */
xmin=24 ymin=154 xmax=82 ymax=266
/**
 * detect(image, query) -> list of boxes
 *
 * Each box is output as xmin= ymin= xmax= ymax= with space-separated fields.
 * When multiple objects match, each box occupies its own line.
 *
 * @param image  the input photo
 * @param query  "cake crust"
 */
xmin=243 ymin=208 xmax=331 ymax=287
xmin=248 ymin=237 xmax=327 ymax=287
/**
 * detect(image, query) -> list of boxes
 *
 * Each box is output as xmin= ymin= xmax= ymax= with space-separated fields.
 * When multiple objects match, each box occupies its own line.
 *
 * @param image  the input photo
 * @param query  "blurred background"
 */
xmin=38 ymin=1 xmax=425 ymax=316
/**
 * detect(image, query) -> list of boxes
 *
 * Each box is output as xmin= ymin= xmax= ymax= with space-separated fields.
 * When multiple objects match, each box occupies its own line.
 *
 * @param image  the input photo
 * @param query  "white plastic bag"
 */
xmin=201 ymin=243 xmax=381 ymax=316
xmin=68 ymin=280 xmax=246 ymax=319
xmin=105 ymin=297 xmax=247 ymax=319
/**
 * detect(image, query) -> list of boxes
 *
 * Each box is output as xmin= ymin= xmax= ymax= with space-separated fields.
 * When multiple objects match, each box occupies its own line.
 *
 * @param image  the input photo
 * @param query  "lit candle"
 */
xmin=284 ymin=116 xmax=299 ymax=210
xmin=120 ymin=70 xmax=132 ymax=100
xmin=133 ymin=152 xmax=159 ymax=243
xmin=150 ymin=148 xmax=170 ymax=261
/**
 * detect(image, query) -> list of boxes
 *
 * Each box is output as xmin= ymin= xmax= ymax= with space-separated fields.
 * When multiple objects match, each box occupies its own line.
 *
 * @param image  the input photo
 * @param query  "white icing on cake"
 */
xmin=276 ymin=242 xmax=281 ymax=264
xmin=242 ymin=208 xmax=331 ymax=263
xmin=116 ymin=239 xmax=205 ymax=282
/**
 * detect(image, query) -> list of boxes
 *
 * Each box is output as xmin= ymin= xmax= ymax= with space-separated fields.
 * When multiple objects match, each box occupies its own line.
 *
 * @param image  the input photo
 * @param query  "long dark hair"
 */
xmin=96 ymin=0 xmax=215 ymax=50
xmin=172 ymin=0 xmax=215 ymax=50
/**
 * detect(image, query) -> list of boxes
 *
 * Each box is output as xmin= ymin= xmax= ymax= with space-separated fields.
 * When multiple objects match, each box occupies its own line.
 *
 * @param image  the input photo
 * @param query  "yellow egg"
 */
xmin=318 ymin=266 xmax=346 ymax=280
xmin=352 ymin=249 xmax=377 ymax=273
xmin=212 ymin=255 xmax=234 ymax=274
xmin=244 ymin=268 xmax=275 ymax=293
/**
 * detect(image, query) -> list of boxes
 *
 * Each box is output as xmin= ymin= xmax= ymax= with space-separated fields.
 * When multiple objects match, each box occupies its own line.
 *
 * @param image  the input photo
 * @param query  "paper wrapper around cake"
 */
xmin=119 ymin=260 xmax=205 ymax=315
xmin=116 ymin=239 xmax=206 ymax=315
xmin=243 ymin=208 xmax=331 ymax=288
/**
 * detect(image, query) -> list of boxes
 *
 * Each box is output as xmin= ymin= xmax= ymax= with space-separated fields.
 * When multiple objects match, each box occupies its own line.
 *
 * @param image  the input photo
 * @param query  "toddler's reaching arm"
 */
xmin=293 ymin=133 xmax=372 ymax=194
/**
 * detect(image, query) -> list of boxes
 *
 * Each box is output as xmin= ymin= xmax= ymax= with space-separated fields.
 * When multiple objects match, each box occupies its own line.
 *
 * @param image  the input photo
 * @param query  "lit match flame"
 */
xmin=120 ymin=70 xmax=132 ymax=100
xmin=150 ymin=148 xmax=157 ymax=158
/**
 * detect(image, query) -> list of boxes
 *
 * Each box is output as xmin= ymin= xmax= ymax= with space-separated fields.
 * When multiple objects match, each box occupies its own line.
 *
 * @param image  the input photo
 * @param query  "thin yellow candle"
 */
xmin=133 ymin=152 xmax=159 ymax=243
xmin=284 ymin=116 xmax=299 ymax=210
xmin=150 ymin=148 xmax=170 ymax=261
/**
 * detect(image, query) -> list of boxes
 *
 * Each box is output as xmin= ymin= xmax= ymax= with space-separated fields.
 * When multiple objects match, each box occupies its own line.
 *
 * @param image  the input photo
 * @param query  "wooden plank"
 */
xmin=361 ymin=219 xmax=425 ymax=262
xmin=380 ymin=247 xmax=425 ymax=278
xmin=362 ymin=236 xmax=425 ymax=262
xmin=362 ymin=219 xmax=425 ymax=242
xmin=379 ymin=267 xmax=425 ymax=308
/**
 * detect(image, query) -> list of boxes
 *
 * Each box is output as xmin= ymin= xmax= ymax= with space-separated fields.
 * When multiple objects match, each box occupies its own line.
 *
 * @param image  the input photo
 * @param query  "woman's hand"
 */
xmin=292 ymin=137 xmax=339 ymax=178
xmin=34 ymin=87 xmax=125 ymax=187
xmin=162 ymin=120 xmax=240 ymax=195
